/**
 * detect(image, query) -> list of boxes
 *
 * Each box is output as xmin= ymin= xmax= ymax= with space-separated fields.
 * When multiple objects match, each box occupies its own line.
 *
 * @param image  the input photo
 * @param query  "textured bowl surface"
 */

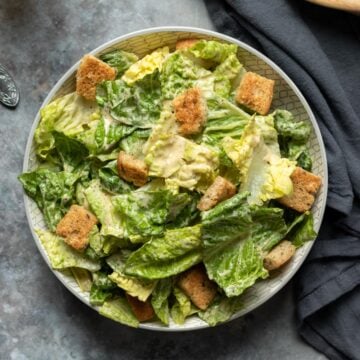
xmin=23 ymin=27 xmax=328 ymax=331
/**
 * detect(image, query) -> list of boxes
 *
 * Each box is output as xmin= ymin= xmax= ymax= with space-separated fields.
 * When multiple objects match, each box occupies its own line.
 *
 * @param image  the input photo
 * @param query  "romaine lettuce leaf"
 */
xmin=119 ymin=128 xmax=151 ymax=159
xmin=84 ymin=180 xmax=125 ymax=239
xmin=106 ymin=252 xmax=156 ymax=301
xmin=112 ymin=190 xmax=191 ymax=239
xmin=213 ymin=54 xmax=242 ymax=98
xmin=98 ymin=160 xmax=134 ymax=194
xmin=202 ymin=193 xmax=287 ymax=297
xmin=71 ymin=268 xmax=92 ymax=292
xmin=90 ymin=285 xmax=113 ymax=306
xmin=203 ymin=95 xmax=251 ymax=143
xmin=75 ymin=115 xmax=135 ymax=155
xmin=122 ymin=46 xmax=169 ymax=84
xmin=36 ymin=229 xmax=101 ymax=271
xmin=145 ymin=132 xmax=219 ymax=192
xmin=188 ymin=40 xmax=238 ymax=63
xmin=170 ymin=287 xmax=198 ymax=325
xmin=99 ymin=298 xmax=139 ymax=327
xmin=100 ymin=49 xmax=139 ymax=77
xmin=199 ymin=294 xmax=243 ymax=326
xmin=160 ymin=52 xmax=214 ymax=99
xmin=53 ymin=131 xmax=89 ymax=173
xmin=151 ymin=278 xmax=173 ymax=325
xmin=19 ymin=169 xmax=79 ymax=231
xmin=223 ymin=117 xmax=296 ymax=205
xmin=124 ymin=225 xmax=202 ymax=279
xmin=35 ymin=92 xmax=98 ymax=159
xmin=90 ymin=271 xmax=117 ymax=306
xmin=287 ymin=212 xmax=317 ymax=248
xmin=273 ymin=110 xmax=312 ymax=171
xmin=97 ymin=70 xmax=162 ymax=129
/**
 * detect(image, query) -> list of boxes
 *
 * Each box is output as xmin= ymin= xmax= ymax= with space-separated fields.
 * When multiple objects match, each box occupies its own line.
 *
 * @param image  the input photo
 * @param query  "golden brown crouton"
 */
xmin=175 ymin=38 xmax=199 ymax=50
xmin=264 ymin=240 xmax=296 ymax=271
xmin=126 ymin=294 xmax=154 ymax=322
xmin=117 ymin=151 xmax=148 ymax=187
xmin=76 ymin=54 xmax=116 ymax=100
xmin=235 ymin=72 xmax=275 ymax=115
xmin=177 ymin=264 xmax=217 ymax=310
xmin=197 ymin=176 xmax=236 ymax=211
xmin=56 ymin=205 xmax=98 ymax=251
xmin=173 ymin=88 xmax=207 ymax=136
xmin=278 ymin=167 xmax=322 ymax=213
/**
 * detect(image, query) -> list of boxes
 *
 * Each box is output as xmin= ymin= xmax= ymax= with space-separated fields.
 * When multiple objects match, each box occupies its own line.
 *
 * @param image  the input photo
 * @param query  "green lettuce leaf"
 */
xmin=188 ymin=40 xmax=237 ymax=63
xmin=119 ymin=128 xmax=151 ymax=159
xmin=84 ymin=180 xmax=125 ymax=239
xmin=124 ymin=225 xmax=202 ymax=279
xmin=90 ymin=271 xmax=117 ymax=306
xmin=19 ymin=169 xmax=79 ymax=231
xmin=202 ymin=95 xmax=250 ymax=173
xmin=170 ymin=287 xmax=198 ymax=325
xmin=99 ymin=298 xmax=139 ymax=327
xmin=100 ymin=49 xmax=139 ymax=77
xmin=53 ymin=131 xmax=89 ymax=173
xmin=202 ymin=193 xmax=288 ymax=297
xmin=98 ymin=160 xmax=134 ymax=194
xmin=75 ymin=115 xmax=135 ymax=155
xmin=90 ymin=285 xmax=113 ymax=306
xmin=151 ymin=278 xmax=173 ymax=325
xmin=273 ymin=110 xmax=312 ymax=171
xmin=199 ymin=295 xmax=243 ymax=326
xmin=35 ymin=92 xmax=98 ymax=159
xmin=287 ymin=212 xmax=317 ymax=248
xmin=112 ymin=190 xmax=191 ymax=239
xmin=160 ymin=52 xmax=214 ymax=99
xmin=213 ymin=54 xmax=242 ymax=98
xmin=107 ymin=252 xmax=156 ymax=301
xmin=36 ymin=229 xmax=101 ymax=271
xmin=97 ymin=70 xmax=162 ymax=129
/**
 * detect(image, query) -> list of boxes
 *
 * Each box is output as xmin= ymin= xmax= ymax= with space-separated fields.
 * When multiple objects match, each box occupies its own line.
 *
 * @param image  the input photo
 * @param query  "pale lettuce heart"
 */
xmin=145 ymin=134 xmax=219 ymax=192
xmin=223 ymin=117 xmax=296 ymax=205
xmin=107 ymin=251 xmax=156 ymax=301
xmin=122 ymin=46 xmax=169 ymax=84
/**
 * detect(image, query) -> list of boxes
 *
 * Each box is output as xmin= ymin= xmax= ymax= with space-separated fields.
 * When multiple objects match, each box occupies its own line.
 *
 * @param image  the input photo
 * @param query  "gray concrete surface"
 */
xmin=0 ymin=0 xmax=326 ymax=359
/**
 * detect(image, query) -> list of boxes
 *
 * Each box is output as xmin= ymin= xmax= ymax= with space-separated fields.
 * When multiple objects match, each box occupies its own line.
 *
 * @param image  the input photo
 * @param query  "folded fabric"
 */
xmin=205 ymin=1 xmax=360 ymax=359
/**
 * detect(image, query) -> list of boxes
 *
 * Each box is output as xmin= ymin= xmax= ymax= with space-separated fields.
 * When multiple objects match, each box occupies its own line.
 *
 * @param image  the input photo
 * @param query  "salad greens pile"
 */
xmin=19 ymin=40 xmax=317 ymax=328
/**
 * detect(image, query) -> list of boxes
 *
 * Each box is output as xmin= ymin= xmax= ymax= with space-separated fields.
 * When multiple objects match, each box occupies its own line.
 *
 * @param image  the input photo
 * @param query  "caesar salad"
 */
xmin=19 ymin=39 xmax=321 ymax=327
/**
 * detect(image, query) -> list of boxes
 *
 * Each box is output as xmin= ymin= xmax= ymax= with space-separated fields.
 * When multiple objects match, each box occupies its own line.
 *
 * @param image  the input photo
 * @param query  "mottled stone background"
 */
xmin=0 ymin=1 xmax=326 ymax=359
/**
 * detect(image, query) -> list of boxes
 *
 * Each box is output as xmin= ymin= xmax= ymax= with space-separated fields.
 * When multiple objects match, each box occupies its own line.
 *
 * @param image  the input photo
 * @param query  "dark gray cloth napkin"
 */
xmin=205 ymin=1 xmax=360 ymax=359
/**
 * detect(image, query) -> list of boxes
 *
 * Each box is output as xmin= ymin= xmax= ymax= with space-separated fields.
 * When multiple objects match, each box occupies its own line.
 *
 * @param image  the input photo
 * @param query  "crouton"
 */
xmin=235 ymin=72 xmax=274 ymax=115
xmin=197 ymin=176 xmax=236 ymax=211
xmin=76 ymin=54 xmax=116 ymax=100
xmin=126 ymin=294 xmax=154 ymax=322
xmin=177 ymin=264 xmax=217 ymax=310
xmin=173 ymin=88 xmax=207 ymax=136
xmin=264 ymin=240 xmax=296 ymax=271
xmin=278 ymin=167 xmax=322 ymax=213
xmin=117 ymin=151 xmax=148 ymax=187
xmin=176 ymin=39 xmax=199 ymax=50
xmin=56 ymin=205 xmax=98 ymax=251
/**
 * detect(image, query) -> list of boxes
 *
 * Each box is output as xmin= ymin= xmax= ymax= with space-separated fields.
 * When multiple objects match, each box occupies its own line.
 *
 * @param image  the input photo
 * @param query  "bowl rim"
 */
xmin=22 ymin=26 xmax=328 ymax=332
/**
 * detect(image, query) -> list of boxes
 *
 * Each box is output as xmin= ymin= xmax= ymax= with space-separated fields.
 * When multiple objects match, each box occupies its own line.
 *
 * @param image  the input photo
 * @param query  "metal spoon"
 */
xmin=0 ymin=64 xmax=19 ymax=108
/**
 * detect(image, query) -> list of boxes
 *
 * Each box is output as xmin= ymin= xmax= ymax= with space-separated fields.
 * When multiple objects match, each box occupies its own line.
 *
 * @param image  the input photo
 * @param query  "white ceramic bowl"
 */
xmin=23 ymin=26 xmax=328 ymax=331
